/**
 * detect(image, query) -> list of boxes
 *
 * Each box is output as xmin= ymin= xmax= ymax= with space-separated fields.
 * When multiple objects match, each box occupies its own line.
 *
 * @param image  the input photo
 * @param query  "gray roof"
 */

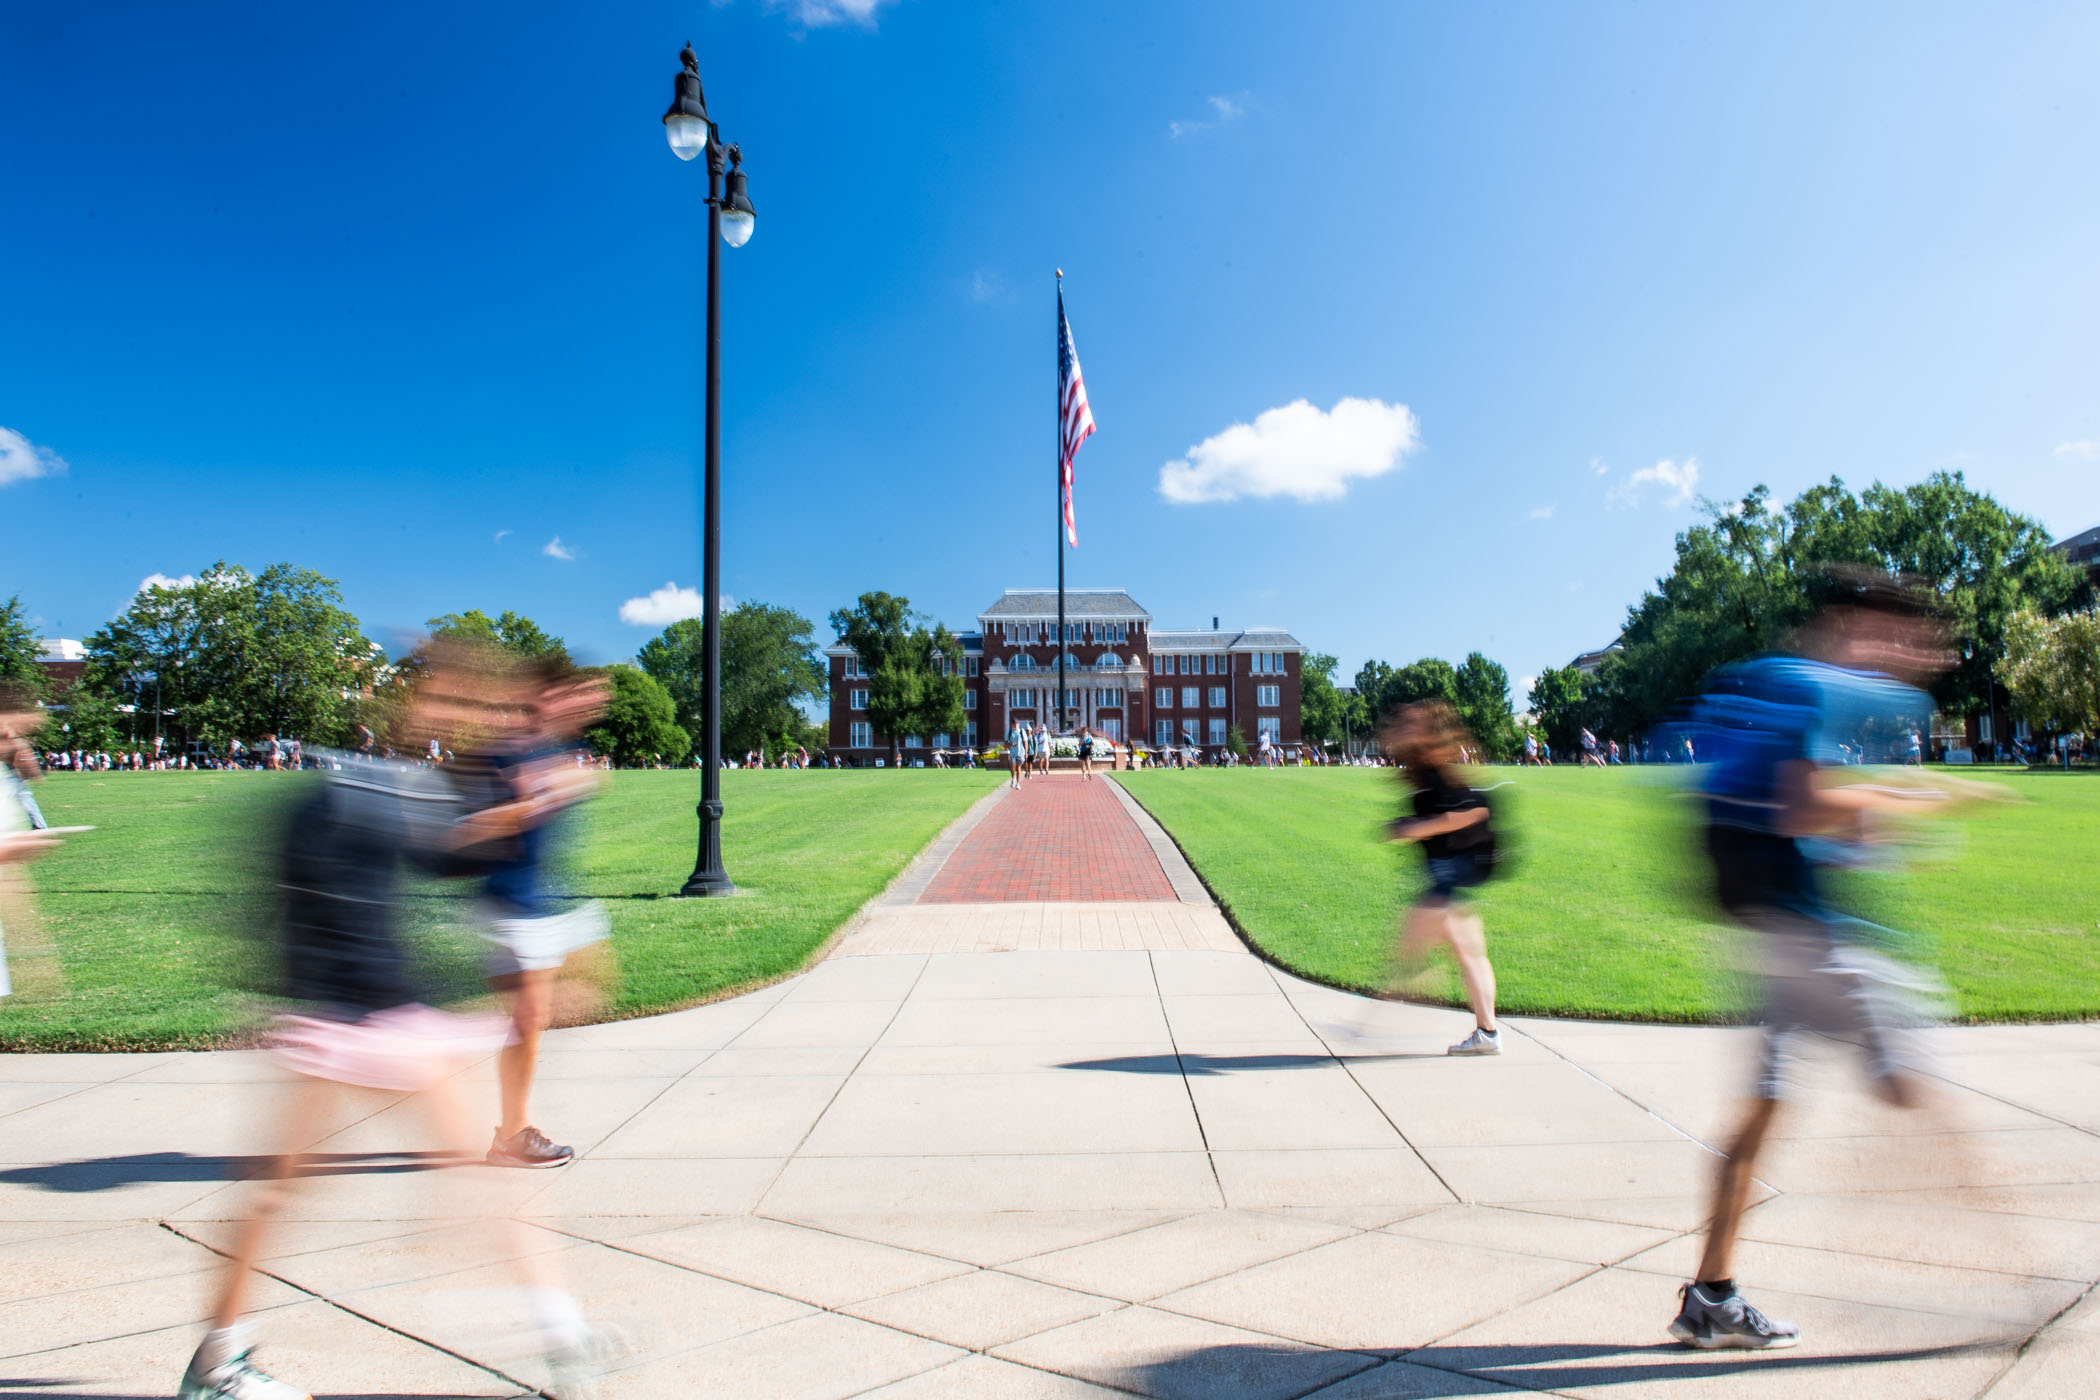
xmin=2055 ymin=525 xmax=2100 ymax=562
xmin=979 ymin=590 xmax=1151 ymax=621
xmin=1151 ymin=627 xmax=1304 ymax=651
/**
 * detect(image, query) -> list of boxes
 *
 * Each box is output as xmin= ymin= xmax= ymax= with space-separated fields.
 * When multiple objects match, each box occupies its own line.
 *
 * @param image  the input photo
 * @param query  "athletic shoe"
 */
xmin=179 ymin=1348 xmax=309 ymax=1400
xmin=1447 ymin=1027 xmax=1502 ymax=1056
xmin=1668 ymin=1282 xmax=1800 ymax=1349
xmin=487 ymin=1126 xmax=574 ymax=1169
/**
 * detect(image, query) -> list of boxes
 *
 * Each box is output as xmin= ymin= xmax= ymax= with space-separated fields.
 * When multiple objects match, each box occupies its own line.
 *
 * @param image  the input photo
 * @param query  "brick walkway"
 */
xmin=918 ymin=775 xmax=1176 ymax=903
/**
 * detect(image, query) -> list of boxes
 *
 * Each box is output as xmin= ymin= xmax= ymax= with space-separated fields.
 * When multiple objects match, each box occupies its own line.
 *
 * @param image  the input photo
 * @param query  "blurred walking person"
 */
xmin=1383 ymin=701 xmax=1504 ymax=1056
xmin=452 ymin=666 xmax=613 ymax=1170
xmin=181 ymin=647 xmax=617 ymax=1400
xmin=1007 ymin=719 xmax=1028 ymax=788
xmin=1668 ymin=570 xmax=1993 ymax=1351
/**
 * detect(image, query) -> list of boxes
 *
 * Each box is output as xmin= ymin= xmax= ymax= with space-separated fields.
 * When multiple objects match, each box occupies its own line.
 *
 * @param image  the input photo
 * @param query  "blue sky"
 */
xmin=5 ymin=1 xmax=2097 ymax=699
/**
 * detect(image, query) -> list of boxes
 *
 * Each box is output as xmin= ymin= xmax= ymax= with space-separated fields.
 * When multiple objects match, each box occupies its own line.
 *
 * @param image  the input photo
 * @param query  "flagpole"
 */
xmin=1056 ymin=271 xmax=1069 ymax=741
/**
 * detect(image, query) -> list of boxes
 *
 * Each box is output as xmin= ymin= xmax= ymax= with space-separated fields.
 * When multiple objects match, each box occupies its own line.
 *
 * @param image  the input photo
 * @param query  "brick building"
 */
xmin=824 ymin=589 xmax=1304 ymax=765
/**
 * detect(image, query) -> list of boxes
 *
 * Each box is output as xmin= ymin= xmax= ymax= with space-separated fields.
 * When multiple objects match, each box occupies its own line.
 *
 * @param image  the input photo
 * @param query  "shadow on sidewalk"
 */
xmin=0 ymin=1150 xmax=459 ymax=1192
xmin=1111 ymin=1337 xmax=1999 ymax=1397
xmin=1060 ymin=1051 xmax=1446 ymax=1075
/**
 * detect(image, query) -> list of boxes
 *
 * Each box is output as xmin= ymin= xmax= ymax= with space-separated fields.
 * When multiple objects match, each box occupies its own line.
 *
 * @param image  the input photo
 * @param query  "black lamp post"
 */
xmin=664 ymin=41 xmax=755 ymax=898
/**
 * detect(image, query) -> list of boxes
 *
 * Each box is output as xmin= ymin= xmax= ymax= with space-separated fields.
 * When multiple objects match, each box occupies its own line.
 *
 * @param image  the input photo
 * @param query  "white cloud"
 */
xmin=0 ymin=427 xmax=67 ymax=487
xmin=1158 ymin=397 xmax=1418 ymax=505
xmin=2055 ymin=440 xmax=2096 ymax=459
xmin=770 ymin=0 xmax=891 ymax=27
xmin=493 ymin=528 xmax=512 ymax=542
xmin=542 ymin=536 xmax=576 ymax=561
xmin=969 ymin=269 xmax=1007 ymax=303
xmin=1591 ymin=457 xmax=1609 ymax=477
xmin=1170 ymin=94 xmax=1247 ymax=138
xmin=137 ymin=573 xmax=198 ymax=594
xmin=1518 ymin=675 xmax=1537 ymax=700
xmin=1608 ymin=456 xmax=1701 ymax=509
xmin=1527 ymin=503 xmax=1557 ymax=520
xmin=619 ymin=582 xmax=735 ymax=627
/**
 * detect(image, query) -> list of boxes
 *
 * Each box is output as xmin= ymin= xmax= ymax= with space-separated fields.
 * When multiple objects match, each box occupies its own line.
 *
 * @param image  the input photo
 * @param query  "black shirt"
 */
xmin=1409 ymin=768 xmax=1491 ymax=861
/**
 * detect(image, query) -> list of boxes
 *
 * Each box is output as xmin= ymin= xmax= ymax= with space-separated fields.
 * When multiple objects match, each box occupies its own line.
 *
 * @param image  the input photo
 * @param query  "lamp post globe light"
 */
xmin=662 ymin=40 xmax=755 ymax=898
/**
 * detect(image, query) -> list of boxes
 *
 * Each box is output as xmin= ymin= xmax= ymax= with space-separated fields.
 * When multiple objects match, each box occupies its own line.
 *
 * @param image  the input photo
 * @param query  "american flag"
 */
xmin=1057 ymin=286 xmax=1096 ymax=547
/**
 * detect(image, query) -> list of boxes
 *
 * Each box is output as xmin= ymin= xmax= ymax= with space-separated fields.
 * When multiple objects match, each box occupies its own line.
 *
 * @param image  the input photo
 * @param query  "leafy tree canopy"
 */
xmin=426 ymin=609 xmax=570 ymax=666
xmin=1298 ymin=652 xmax=1346 ymax=745
xmin=829 ymin=592 xmax=967 ymax=761
xmin=2000 ymin=608 xmax=2100 ymax=743
xmin=81 ymin=562 xmax=372 ymax=751
xmin=637 ymin=602 xmax=828 ymax=760
xmin=0 ymin=595 xmax=44 ymax=703
xmin=582 ymin=665 xmax=689 ymax=766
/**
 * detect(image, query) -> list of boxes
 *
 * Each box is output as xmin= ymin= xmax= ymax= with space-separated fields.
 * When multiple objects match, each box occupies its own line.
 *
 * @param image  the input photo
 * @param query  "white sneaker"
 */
xmin=1447 ymin=1027 xmax=1502 ymax=1056
xmin=180 ymin=1348 xmax=309 ymax=1400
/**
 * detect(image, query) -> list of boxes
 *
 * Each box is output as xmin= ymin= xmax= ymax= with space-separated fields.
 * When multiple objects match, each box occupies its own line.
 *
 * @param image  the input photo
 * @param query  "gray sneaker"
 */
xmin=1669 ymin=1282 xmax=1800 ymax=1349
xmin=1447 ymin=1027 xmax=1502 ymax=1056
xmin=179 ymin=1348 xmax=309 ymax=1400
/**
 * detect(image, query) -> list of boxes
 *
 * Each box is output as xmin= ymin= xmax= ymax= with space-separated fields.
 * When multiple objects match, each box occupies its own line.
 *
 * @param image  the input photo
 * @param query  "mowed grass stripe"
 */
xmin=1119 ymin=767 xmax=2100 ymax=1024
xmin=1 ymin=768 xmax=1000 ymax=1051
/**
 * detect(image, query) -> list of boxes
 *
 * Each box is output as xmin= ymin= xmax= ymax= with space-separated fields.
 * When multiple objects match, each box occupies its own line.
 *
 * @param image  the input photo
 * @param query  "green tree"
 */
xmin=1454 ymin=652 xmax=1519 ymax=759
xmin=426 ymin=609 xmax=571 ymax=666
xmin=829 ymin=592 xmax=966 ymax=764
xmin=2000 ymin=608 xmax=2100 ymax=747
xmin=1605 ymin=474 xmax=2074 ymax=736
xmin=1527 ymin=665 xmax=1587 ymax=755
xmin=1352 ymin=659 xmax=1395 ymax=720
xmin=1298 ymin=652 xmax=1346 ymax=745
xmin=50 ymin=686 xmax=125 ymax=753
xmin=583 ymin=666 xmax=689 ymax=767
xmin=1389 ymin=657 xmax=1461 ymax=709
xmin=638 ymin=603 xmax=828 ymax=760
xmin=83 ymin=562 xmax=370 ymax=751
xmin=0 ymin=595 xmax=44 ymax=703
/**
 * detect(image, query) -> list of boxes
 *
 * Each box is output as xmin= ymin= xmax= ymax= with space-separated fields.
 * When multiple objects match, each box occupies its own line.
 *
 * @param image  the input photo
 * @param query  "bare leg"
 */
xmin=1444 ymin=906 xmax=1498 ymax=1032
xmin=208 ymin=1077 xmax=338 ymax=1329
xmin=1697 ymin=1095 xmax=1780 ymax=1283
xmin=496 ymin=969 xmax=552 ymax=1139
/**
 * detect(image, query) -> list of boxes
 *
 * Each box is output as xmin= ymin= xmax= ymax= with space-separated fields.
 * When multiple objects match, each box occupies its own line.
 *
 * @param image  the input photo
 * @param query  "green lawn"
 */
xmin=1119 ymin=766 xmax=2100 ymax=1023
xmin=0 ymin=768 xmax=998 ymax=1051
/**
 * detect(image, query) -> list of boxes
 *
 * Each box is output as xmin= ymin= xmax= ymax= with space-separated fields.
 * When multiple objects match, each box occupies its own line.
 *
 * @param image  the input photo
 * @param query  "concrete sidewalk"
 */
xmin=4 ymin=781 xmax=2099 ymax=1397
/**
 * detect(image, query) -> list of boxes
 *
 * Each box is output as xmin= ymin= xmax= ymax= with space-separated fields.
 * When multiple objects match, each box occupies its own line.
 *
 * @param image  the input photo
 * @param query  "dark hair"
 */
xmin=1812 ymin=562 xmax=1941 ymax=620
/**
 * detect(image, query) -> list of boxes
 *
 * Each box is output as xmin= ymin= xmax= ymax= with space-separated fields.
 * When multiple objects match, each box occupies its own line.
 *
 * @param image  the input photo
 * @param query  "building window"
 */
xmin=1155 ymin=687 xmax=1173 ymax=709
xmin=1153 ymin=655 xmax=1167 ymax=675
xmin=905 ymin=735 xmax=923 ymax=749
xmin=1253 ymin=652 xmax=1287 ymax=675
xmin=850 ymin=689 xmax=868 ymax=710
xmin=934 ymin=732 xmax=950 ymax=748
xmin=1258 ymin=717 xmax=1281 ymax=742
xmin=966 ymin=657 xmax=979 ymax=677
xmin=1182 ymin=718 xmax=1201 ymax=744
xmin=1209 ymin=718 xmax=1227 ymax=746
xmin=1204 ymin=654 xmax=1218 ymax=675
xmin=1155 ymin=719 xmax=1174 ymax=745
xmin=1181 ymin=687 xmax=1199 ymax=709
xmin=849 ymin=722 xmax=872 ymax=748
xmin=1208 ymin=687 xmax=1225 ymax=709
xmin=1011 ymin=687 xmax=1035 ymax=708
xmin=1257 ymin=684 xmax=1280 ymax=707
xmin=1011 ymin=654 xmax=1034 ymax=670
xmin=963 ymin=690 xmax=976 ymax=709
xmin=842 ymin=654 xmax=863 ymax=678
xmin=965 ymin=721 xmax=978 ymax=747
xmin=1178 ymin=655 xmax=1191 ymax=675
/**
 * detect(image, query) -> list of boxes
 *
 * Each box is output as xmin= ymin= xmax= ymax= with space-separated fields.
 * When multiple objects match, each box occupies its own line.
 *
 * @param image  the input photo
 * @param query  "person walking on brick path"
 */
xmin=1007 ymin=719 xmax=1028 ymax=788
xmin=1077 ymin=725 xmax=1096 ymax=780
xmin=181 ymin=647 xmax=619 ymax=1400
xmin=1667 ymin=569 xmax=2000 ymax=1352
xmin=1383 ymin=700 xmax=1503 ymax=1056
xmin=1034 ymin=720 xmax=1052 ymax=775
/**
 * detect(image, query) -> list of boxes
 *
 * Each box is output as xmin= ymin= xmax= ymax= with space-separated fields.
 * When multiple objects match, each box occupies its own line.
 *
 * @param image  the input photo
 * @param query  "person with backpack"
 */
xmin=1383 ymin=700 xmax=1504 ymax=1056
xmin=181 ymin=645 xmax=618 ymax=1400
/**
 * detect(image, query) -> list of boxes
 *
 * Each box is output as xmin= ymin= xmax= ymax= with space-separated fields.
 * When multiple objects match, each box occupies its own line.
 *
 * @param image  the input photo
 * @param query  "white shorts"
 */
xmin=1750 ymin=923 xmax=1945 ymax=1100
xmin=478 ymin=900 xmax=611 ymax=978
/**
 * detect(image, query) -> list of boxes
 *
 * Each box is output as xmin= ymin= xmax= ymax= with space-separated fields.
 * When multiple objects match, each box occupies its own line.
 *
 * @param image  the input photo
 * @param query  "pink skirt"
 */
xmin=268 ymin=1003 xmax=511 ymax=1092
